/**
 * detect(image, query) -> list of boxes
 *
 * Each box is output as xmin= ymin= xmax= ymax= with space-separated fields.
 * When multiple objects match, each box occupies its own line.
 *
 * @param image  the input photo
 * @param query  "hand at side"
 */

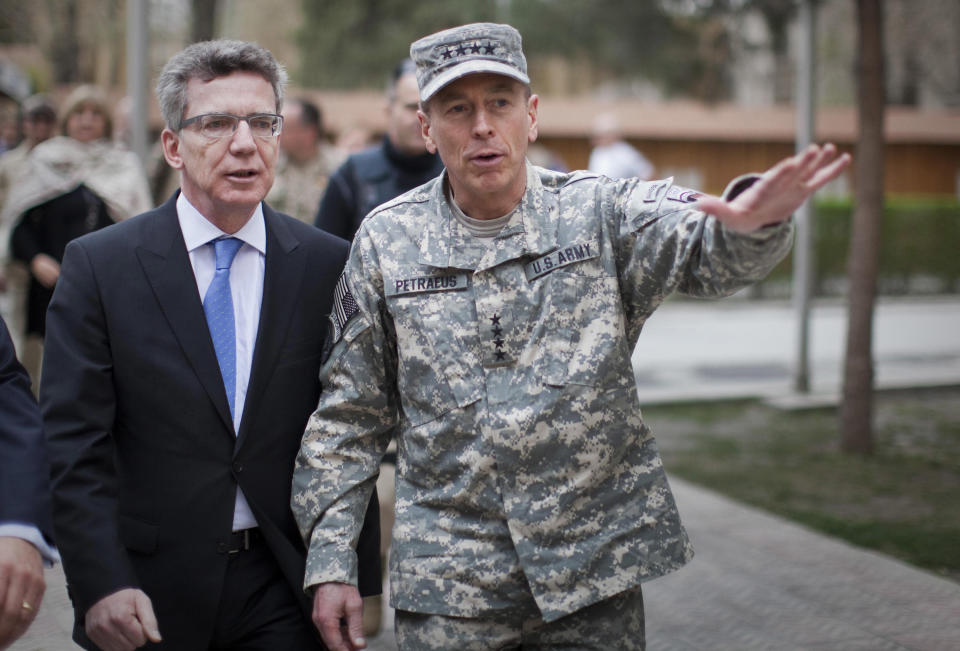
xmin=84 ymin=588 xmax=161 ymax=651
xmin=312 ymin=582 xmax=367 ymax=651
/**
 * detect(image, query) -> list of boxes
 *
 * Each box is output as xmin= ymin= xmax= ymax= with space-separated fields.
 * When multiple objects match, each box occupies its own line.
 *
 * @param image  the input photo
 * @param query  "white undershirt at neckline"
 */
xmin=447 ymin=185 xmax=521 ymax=238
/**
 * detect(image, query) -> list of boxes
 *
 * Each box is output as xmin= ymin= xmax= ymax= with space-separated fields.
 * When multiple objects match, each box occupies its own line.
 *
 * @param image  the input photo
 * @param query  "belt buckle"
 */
xmin=229 ymin=529 xmax=251 ymax=554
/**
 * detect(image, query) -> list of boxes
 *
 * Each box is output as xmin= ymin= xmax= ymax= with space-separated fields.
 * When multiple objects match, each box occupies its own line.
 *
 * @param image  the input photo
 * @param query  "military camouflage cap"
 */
xmin=410 ymin=23 xmax=530 ymax=103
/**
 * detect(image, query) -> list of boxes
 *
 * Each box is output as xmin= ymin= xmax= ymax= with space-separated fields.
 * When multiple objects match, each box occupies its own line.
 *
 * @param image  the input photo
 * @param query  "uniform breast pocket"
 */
xmin=537 ymin=270 xmax=624 ymax=387
xmin=387 ymin=289 xmax=482 ymax=427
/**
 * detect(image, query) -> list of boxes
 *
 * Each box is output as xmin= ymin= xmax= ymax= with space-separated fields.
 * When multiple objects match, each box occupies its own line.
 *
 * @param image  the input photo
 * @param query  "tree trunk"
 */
xmin=840 ymin=0 xmax=884 ymax=455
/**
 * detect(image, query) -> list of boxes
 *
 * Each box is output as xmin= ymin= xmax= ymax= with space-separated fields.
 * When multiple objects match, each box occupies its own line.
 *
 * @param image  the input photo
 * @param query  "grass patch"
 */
xmin=646 ymin=387 xmax=960 ymax=581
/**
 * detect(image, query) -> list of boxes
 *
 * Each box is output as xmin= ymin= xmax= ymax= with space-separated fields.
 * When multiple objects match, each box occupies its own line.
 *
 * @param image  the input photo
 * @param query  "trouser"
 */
xmin=395 ymin=585 xmax=645 ymax=650
xmin=80 ymin=530 xmax=323 ymax=651
xmin=207 ymin=529 xmax=323 ymax=650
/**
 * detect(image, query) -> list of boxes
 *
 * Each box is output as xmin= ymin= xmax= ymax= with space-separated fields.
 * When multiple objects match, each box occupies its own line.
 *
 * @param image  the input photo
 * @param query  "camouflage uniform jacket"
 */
xmin=293 ymin=162 xmax=793 ymax=622
xmin=266 ymin=146 xmax=342 ymax=224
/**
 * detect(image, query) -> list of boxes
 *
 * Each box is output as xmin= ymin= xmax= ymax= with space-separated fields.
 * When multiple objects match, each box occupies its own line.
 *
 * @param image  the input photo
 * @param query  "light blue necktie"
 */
xmin=204 ymin=237 xmax=244 ymax=423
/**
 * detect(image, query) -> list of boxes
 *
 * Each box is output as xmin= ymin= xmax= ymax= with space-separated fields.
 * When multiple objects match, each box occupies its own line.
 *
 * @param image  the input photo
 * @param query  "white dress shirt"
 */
xmin=0 ymin=523 xmax=59 ymax=565
xmin=177 ymin=192 xmax=265 ymax=531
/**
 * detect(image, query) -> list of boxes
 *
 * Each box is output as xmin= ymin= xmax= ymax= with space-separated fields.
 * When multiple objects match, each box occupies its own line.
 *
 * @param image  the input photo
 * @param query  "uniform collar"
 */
xmin=418 ymin=161 xmax=558 ymax=271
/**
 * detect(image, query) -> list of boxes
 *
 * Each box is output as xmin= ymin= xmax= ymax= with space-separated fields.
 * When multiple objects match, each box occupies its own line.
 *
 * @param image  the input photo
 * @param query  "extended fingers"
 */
xmin=797 ymin=143 xmax=851 ymax=189
xmin=806 ymin=150 xmax=852 ymax=191
xmin=691 ymin=193 xmax=730 ymax=219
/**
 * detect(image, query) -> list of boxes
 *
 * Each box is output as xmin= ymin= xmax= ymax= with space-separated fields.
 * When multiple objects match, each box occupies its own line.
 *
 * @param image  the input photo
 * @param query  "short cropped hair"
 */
xmin=60 ymin=85 xmax=112 ymax=138
xmin=387 ymin=58 xmax=417 ymax=103
xmin=22 ymin=94 xmax=57 ymax=124
xmin=155 ymin=39 xmax=288 ymax=131
xmin=291 ymin=98 xmax=322 ymax=133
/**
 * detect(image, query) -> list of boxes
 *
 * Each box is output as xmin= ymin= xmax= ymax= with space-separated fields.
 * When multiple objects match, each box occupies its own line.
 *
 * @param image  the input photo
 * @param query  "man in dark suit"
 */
xmin=40 ymin=40 xmax=379 ymax=651
xmin=0 ymin=315 xmax=56 ymax=647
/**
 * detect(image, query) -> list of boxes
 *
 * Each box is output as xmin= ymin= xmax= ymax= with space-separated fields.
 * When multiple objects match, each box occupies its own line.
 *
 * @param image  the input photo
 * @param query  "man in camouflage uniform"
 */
xmin=293 ymin=23 xmax=850 ymax=651
xmin=266 ymin=98 xmax=343 ymax=224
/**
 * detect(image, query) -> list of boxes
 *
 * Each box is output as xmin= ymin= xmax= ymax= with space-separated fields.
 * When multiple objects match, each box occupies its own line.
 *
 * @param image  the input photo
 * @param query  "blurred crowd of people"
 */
xmin=0 ymin=86 xmax=152 ymax=386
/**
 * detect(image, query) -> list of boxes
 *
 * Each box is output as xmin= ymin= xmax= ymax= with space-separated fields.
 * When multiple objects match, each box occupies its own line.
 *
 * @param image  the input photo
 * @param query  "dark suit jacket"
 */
xmin=0 ymin=316 xmax=53 ymax=541
xmin=41 ymin=194 xmax=380 ymax=650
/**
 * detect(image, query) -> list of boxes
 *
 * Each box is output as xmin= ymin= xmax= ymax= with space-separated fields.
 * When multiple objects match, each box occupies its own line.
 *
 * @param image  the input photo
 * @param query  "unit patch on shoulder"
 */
xmin=331 ymin=272 xmax=359 ymax=343
xmin=665 ymin=185 xmax=701 ymax=203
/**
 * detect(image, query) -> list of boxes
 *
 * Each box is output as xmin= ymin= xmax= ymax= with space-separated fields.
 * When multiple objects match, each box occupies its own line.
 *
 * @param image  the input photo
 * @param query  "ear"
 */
xmin=418 ymin=109 xmax=438 ymax=155
xmin=160 ymin=128 xmax=185 ymax=170
xmin=527 ymin=94 xmax=539 ymax=144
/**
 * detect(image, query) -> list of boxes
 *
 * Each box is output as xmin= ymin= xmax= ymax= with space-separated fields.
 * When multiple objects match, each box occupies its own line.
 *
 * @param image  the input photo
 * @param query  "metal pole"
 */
xmin=792 ymin=0 xmax=817 ymax=393
xmin=126 ymin=0 xmax=149 ymax=167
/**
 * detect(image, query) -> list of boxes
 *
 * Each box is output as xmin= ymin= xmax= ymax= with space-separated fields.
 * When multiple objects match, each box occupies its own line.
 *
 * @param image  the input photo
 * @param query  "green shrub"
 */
xmin=758 ymin=197 xmax=960 ymax=297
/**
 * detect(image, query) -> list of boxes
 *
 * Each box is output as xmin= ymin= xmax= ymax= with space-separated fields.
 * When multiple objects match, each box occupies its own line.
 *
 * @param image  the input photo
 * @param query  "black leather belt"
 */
xmin=219 ymin=528 xmax=261 ymax=554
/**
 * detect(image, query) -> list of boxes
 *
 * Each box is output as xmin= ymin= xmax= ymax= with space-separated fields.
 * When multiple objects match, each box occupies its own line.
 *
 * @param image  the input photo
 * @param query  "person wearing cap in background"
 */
xmin=293 ymin=22 xmax=850 ymax=651
xmin=267 ymin=97 xmax=343 ymax=225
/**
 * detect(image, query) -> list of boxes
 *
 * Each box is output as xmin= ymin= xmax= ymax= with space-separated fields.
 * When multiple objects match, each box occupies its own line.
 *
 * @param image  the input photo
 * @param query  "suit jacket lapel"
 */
xmin=236 ymin=205 xmax=306 ymax=450
xmin=135 ymin=195 xmax=235 ymax=433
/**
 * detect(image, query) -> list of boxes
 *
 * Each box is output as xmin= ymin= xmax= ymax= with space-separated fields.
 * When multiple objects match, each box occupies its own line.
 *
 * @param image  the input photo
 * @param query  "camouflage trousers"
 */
xmin=394 ymin=586 xmax=644 ymax=650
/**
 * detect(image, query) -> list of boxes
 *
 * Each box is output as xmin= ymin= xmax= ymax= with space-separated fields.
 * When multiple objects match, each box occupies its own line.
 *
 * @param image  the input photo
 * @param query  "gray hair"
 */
xmin=155 ymin=39 xmax=288 ymax=130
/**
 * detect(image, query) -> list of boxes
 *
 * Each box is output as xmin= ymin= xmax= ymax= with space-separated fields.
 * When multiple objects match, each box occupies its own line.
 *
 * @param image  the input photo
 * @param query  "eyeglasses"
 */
xmin=179 ymin=113 xmax=283 ymax=140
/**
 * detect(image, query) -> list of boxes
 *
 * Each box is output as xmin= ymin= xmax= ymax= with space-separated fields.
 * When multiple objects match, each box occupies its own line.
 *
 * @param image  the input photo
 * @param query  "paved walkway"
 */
xmin=17 ymin=477 xmax=960 ymax=651
xmin=645 ymin=478 xmax=960 ymax=651
xmin=11 ymin=297 xmax=960 ymax=650
xmin=632 ymin=296 xmax=960 ymax=404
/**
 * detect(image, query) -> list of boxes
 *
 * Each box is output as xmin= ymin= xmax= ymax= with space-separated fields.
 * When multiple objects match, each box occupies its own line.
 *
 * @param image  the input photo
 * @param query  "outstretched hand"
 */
xmin=694 ymin=143 xmax=851 ymax=234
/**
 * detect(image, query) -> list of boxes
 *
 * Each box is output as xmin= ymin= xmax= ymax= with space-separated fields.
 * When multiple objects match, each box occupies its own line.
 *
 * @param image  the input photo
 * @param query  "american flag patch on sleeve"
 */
xmin=331 ymin=272 xmax=359 ymax=343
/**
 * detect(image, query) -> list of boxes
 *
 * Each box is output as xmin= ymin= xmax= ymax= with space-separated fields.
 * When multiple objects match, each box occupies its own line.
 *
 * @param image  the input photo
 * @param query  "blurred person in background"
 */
xmin=0 ymin=110 xmax=17 ymax=155
xmin=334 ymin=125 xmax=373 ymax=156
xmin=2 ymin=85 xmax=151 ymax=389
xmin=588 ymin=111 xmax=655 ymax=180
xmin=266 ymin=97 xmax=343 ymax=224
xmin=314 ymin=58 xmax=443 ymax=240
xmin=0 ymin=96 xmax=58 ymax=207
xmin=0 ymin=95 xmax=57 ymax=356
